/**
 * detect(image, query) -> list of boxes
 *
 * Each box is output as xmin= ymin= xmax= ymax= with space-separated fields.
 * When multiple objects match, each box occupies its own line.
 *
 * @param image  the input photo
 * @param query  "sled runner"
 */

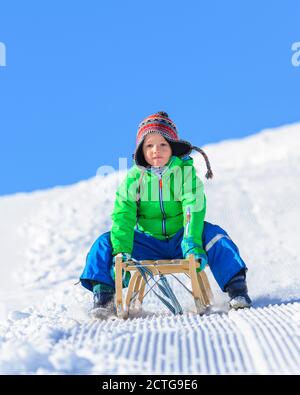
xmin=115 ymin=254 xmax=214 ymax=319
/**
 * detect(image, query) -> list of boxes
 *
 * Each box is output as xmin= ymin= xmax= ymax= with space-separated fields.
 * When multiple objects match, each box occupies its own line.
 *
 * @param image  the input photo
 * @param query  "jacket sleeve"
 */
xmin=110 ymin=172 xmax=139 ymax=255
xmin=181 ymin=164 xmax=206 ymax=258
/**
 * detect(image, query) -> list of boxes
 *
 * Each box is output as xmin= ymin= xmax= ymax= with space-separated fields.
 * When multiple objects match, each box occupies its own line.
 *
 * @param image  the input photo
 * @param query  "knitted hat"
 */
xmin=133 ymin=111 xmax=213 ymax=179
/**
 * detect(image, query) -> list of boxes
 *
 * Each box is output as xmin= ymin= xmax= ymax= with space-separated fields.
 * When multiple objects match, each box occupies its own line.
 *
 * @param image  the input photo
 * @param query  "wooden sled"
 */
xmin=114 ymin=254 xmax=214 ymax=319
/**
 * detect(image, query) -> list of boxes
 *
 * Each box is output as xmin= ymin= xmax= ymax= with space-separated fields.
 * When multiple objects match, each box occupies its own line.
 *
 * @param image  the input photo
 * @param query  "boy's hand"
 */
xmin=195 ymin=253 xmax=208 ymax=272
xmin=113 ymin=253 xmax=132 ymax=264
xmin=186 ymin=252 xmax=208 ymax=271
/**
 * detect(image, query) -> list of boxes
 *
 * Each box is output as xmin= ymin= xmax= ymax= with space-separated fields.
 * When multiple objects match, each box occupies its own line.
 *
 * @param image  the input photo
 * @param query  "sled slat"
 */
xmin=125 ymin=271 xmax=141 ymax=310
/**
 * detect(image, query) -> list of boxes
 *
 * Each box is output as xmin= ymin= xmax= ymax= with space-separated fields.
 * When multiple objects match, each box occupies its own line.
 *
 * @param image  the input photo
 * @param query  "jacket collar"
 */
xmin=146 ymin=156 xmax=176 ymax=177
xmin=133 ymin=155 xmax=193 ymax=177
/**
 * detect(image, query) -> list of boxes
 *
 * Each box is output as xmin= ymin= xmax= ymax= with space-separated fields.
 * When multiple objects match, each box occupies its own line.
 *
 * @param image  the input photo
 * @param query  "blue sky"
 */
xmin=0 ymin=0 xmax=300 ymax=195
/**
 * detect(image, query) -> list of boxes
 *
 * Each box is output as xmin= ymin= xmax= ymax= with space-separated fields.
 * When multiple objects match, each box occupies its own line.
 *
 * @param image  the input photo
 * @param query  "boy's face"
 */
xmin=142 ymin=133 xmax=172 ymax=167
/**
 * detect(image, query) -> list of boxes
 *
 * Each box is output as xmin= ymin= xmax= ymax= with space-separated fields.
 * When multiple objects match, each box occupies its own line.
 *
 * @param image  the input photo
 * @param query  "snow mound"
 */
xmin=0 ymin=122 xmax=299 ymax=374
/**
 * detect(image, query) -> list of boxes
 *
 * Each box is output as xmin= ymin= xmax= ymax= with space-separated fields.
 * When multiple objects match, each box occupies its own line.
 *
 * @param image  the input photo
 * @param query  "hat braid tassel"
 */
xmin=192 ymin=146 xmax=214 ymax=179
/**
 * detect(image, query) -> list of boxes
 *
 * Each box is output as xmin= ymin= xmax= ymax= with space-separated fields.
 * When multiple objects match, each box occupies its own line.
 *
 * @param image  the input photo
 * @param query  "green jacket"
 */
xmin=110 ymin=156 xmax=206 ymax=258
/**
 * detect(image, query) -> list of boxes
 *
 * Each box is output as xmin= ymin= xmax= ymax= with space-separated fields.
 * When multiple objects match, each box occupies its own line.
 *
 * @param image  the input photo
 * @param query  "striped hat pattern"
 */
xmin=134 ymin=111 xmax=192 ymax=168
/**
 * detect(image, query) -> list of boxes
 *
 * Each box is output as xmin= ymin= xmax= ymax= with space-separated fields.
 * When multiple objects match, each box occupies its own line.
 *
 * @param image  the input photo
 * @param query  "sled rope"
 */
xmin=131 ymin=259 xmax=183 ymax=315
xmin=170 ymin=273 xmax=193 ymax=296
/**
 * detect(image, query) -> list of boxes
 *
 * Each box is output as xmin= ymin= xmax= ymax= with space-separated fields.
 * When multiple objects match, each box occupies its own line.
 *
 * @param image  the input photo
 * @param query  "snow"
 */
xmin=0 ymin=122 xmax=299 ymax=374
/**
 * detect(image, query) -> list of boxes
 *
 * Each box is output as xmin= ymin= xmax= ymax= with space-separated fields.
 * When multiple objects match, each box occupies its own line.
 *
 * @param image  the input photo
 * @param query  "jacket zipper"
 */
xmin=148 ymin=158 xmax=175 ymax=240
xmin=158 ymin=175 xmax=168 ymax=238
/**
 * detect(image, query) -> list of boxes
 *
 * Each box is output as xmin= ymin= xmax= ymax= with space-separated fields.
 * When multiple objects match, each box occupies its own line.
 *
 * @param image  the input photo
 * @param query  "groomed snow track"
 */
xmin=67 ymin=302 xmax=300 ymax=375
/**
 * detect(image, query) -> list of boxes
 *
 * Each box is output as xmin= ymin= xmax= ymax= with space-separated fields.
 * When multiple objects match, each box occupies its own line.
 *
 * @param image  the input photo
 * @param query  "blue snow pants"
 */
xmin=80 ymin=221 xmax=247 ymax=293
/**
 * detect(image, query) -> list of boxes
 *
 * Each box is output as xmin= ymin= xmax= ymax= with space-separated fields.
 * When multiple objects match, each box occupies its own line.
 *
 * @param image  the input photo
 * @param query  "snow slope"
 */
xmin=0 ymin=122 xmax=299 ymax=374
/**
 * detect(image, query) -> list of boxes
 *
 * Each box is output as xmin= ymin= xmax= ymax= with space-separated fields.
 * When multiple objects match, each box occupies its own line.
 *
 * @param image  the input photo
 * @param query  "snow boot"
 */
xmin=225 ymin=270 xmax=252 ymax=310
xmin=89 ymin=282 xmax=116 ymax=319
xmin=92 ymin=282 xmax=115 ymax=309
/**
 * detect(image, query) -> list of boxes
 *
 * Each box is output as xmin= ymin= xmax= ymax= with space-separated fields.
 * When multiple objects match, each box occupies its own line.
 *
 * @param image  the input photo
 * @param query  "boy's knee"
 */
xmin=204 ymin=221 xmax=228 ymax=237
xmin=203 ymin=222 xmax=229 ymax=249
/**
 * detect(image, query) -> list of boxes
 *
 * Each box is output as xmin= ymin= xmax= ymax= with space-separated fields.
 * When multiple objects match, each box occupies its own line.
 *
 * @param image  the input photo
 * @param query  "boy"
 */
xmin=80 ymin=111 xmax=252 ymax=313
